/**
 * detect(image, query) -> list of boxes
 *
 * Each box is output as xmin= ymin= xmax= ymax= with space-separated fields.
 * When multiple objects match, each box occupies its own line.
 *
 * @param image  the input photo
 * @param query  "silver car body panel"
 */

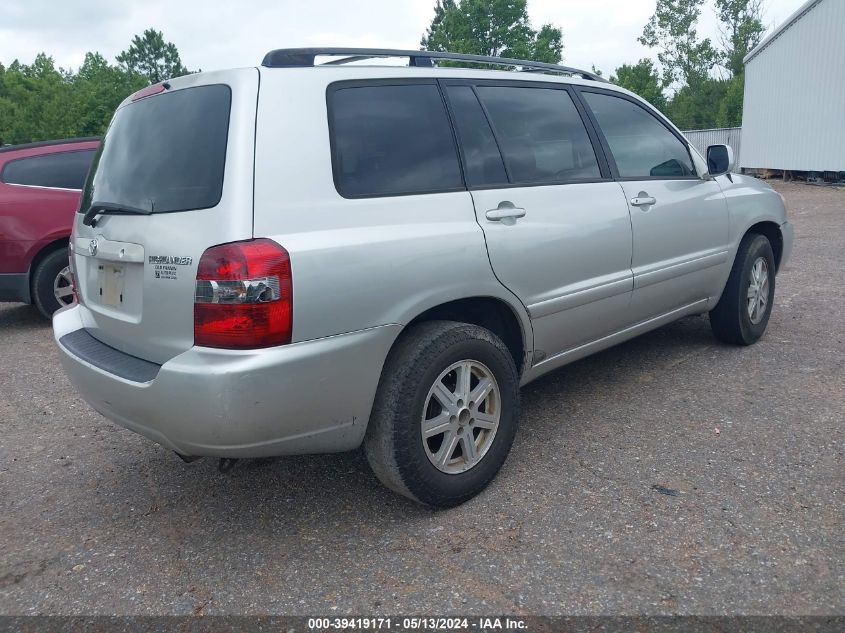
xmin=715 ymin=172 xmax=791 ymax=265
xmin=252 ymin=69 xmax=533 ymax=350
xmin=70 ymin=68 xmax=259 ymax=364
xmin=522 ymin=298 xmax=710 ymax=382
xmin=469 ymin=182 xmax=633 ymax=360
xmin=55 ymin=64 xmax=793 ymax=456
xmin=54 ymin=305 xmax=400 ymax=456
xmin=622 ymin=178 xmax=730 ymax=322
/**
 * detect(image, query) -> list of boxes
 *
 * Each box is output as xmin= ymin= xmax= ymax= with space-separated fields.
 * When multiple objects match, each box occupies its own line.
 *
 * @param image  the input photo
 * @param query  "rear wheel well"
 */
xmin=28 ymin=238 xmax=70 ymax=292
xmin=746 ymin=222 xmax=783 ymax=271
xmin=407 ymin=298 xmax=526 ymax=375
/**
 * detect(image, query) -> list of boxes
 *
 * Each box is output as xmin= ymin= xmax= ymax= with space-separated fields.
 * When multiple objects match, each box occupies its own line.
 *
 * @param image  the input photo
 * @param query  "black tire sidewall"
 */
xmin=394 ymin=331 xmax=519 ymax=507
xmin=737 ymin=236 xmax=776 ymax=343
xmin=32 ymin=249 xmax=70 ymax=319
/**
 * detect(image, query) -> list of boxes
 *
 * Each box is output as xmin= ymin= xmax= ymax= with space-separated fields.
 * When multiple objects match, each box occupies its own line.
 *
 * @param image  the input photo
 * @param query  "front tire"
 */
xmin=32 ymin=248 xmax=74 ymax=319
xmin=710 ymin=233 xmax=776 ymax=345
xmin=364 ymin=321 xmax=520 ymax=508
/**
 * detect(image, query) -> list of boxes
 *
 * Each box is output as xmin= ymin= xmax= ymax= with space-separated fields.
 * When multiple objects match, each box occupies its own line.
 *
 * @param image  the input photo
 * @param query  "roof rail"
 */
xmin=261 ymin=47 xmax=607 ymax=82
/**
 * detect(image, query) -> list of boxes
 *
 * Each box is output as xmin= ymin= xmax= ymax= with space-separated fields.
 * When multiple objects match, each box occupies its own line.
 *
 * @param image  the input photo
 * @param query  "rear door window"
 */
xmin=81 ymin=84 xmax=231 ymax=214
xmin=329 ymin=83 xmax=463 ymax=197
xmin=444 ymin=85 xmax=508 ymax=188
xmin=474 ymin=86 xmax=601 ymax=185
xmin=2 ymin=149 xmax=96 ymax=189
xmin=581 ymin=91 xmax=695 ymax=179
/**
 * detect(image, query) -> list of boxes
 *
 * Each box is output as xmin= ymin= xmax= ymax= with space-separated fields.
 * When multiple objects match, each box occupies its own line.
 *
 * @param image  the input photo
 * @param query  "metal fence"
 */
xmin=682 ymin=127 xmax=742 ymax=166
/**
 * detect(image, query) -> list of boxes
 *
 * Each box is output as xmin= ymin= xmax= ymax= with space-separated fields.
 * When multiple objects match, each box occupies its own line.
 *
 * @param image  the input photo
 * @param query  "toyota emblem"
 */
xmin=89 ymin=239 xmax=98 ymax=256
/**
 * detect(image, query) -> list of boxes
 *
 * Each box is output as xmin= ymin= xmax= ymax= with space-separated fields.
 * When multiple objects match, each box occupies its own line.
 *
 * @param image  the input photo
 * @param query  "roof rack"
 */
xmin=261 ymin=47 xmax=607 ymax=82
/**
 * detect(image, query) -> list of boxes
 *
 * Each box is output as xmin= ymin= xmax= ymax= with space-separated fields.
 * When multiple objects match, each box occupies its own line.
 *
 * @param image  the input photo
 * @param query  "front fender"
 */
xmin=708 ymin=173 xmax=791 ymax=308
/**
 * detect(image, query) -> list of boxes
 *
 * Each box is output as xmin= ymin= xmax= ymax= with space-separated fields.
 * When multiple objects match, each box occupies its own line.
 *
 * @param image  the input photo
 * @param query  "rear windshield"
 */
xmin=80 ymin=84 xmax=231 ymax=214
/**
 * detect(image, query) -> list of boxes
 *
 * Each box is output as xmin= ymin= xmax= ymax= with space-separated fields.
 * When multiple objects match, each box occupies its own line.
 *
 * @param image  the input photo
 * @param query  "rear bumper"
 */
xmin=0 ymin=273 xmax=30 ymax=303
xmin=54 ymin=305 xmax=400 ymax=457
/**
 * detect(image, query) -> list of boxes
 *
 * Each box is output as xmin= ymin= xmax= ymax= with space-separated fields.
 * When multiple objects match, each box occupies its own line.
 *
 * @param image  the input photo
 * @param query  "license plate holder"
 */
xmin=97 ymin=263 xmax=126 ymax=308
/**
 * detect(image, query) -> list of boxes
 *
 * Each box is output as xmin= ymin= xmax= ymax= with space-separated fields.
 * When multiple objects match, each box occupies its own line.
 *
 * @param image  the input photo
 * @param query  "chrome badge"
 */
xmin=88 ymin=239 xmax=98 ymax=257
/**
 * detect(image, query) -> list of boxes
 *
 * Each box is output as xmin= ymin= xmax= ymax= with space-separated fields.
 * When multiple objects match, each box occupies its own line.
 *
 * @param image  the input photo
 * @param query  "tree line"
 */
xmin=1 ymin=2 xmax=765 ymax=145
xmin=0 ymin=29 xmax=190 ymax=145
xmin=422 ymin=0 xmax=765 ymax=129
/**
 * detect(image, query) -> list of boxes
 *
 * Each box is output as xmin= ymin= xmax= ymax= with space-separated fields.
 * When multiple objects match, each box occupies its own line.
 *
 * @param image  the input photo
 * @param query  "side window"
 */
xmin=474 ymin=86 xmax=601 ymax=185
xmin=1 ymin=149 xmax=96 ymax=189
xmin=329 ymin=84 xmax=463 ymax=197
xmin=444 ymin=86 xmax=508 ymax=188
xmin=582 ymin=92 xmax=695 ymax=179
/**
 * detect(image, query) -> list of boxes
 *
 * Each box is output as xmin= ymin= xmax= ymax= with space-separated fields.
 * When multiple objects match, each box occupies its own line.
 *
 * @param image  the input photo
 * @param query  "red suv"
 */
xmin=0 ymin=137 xmax=99 ymax=317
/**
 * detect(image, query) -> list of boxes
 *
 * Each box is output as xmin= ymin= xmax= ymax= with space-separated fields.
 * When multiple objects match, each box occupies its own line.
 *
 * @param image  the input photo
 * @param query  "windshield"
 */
xmin=80 ymin=84 xmax=231 ymax=214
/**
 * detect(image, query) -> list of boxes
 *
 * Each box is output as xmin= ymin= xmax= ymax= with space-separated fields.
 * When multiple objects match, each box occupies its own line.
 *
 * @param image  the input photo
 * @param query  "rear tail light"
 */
xmin=194 ymin=239 xmax=292 ymax=349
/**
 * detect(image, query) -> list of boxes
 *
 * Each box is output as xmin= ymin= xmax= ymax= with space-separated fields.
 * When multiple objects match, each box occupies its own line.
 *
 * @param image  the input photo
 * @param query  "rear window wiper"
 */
xmin=82 ymin=201 xmax=153 ymax=227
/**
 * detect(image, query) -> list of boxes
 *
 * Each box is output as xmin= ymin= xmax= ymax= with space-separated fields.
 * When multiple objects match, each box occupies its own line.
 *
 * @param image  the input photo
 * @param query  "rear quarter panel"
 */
xmin=253 ymin=69 xmax=532 ymax=356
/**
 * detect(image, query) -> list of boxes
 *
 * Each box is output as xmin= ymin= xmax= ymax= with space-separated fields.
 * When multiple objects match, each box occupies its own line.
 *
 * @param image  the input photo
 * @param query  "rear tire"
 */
xmin=364 ymin=320 xmax=520 ymax=508
xmin=709 ymin=233 xmax=776 ymax=345
xmin=32 ymin=248 xmax=73 ymax=319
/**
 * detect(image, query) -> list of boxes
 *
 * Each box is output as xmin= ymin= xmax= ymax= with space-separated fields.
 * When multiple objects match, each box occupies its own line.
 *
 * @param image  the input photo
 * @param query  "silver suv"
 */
xmin=55 ymin=48 xmax=793 ymax=507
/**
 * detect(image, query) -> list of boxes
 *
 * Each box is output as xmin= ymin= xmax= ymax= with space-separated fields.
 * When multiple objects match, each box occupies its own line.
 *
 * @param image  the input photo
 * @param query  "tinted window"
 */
xmin=445 ymin=86 xmax=508 ymax=188
xmin=330 ymin=84 xmax=463 ymax=197
xmin=582 ymin=92 xmax=695 ymax=178
xmin=475 ymin=86 xmax=601 ymax=184
xmin=80 ymin=84 xmax=231 ymax=214
xmin=2 ymin=149 xmax=96 ymax=189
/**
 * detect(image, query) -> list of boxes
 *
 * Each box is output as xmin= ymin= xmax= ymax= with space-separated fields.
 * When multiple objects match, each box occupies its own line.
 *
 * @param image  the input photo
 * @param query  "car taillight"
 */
xmin=194 ymin=239 xmax=292 ymax=349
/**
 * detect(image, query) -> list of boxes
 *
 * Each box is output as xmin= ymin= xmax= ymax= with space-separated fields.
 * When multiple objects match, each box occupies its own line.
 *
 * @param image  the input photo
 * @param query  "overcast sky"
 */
xmin=1 ymin=0 xmax=803 ymax=76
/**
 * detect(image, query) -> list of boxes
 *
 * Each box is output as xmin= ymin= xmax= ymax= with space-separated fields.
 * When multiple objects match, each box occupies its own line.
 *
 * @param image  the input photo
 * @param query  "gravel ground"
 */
xmin=0 ymin=181 xmax=842 ymax=616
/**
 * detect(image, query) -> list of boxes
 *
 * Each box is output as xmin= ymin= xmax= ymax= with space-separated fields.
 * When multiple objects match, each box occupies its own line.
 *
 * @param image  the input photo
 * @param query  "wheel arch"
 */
xmin=745 ymin=221 xmax=784 ymax=271
xmin=404 ymin=296 xmax=530 ymax=377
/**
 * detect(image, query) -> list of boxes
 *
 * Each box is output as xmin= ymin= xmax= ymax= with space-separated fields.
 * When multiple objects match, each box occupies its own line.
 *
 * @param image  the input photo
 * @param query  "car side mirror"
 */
xmin=706 ymin=144 xmax=734 ymax=178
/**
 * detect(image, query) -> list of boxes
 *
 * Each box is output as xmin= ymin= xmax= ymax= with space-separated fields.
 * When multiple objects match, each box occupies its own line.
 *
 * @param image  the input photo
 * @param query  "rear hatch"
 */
xmin=71 ymin=68 xmax=259 ymax=364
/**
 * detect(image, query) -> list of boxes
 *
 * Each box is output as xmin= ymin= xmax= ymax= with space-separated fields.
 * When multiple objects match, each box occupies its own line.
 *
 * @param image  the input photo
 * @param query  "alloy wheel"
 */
xmin=53 ymin=266 xmax=74 ymax=307
xmin=747 ymin=257 xmax=769 ymax=324
xmin=421 ymin=360 xmax=501 ymax=474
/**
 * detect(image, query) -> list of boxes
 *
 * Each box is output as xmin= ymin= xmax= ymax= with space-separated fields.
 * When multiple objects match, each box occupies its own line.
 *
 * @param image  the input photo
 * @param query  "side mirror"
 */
xmin=706 ymin=144 xmax=734 ymax=177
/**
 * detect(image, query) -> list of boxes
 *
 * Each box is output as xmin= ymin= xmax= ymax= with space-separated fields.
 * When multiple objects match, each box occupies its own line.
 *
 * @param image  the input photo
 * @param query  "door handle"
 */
xmin=630 ymin=196 xmax=656 ymax=207
xmin=485 ymin=204 xmax=526 ymax=222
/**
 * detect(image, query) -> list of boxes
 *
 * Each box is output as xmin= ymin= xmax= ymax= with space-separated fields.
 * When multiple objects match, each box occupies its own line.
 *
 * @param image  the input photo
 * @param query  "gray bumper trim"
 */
xmin=59 ymin=329 xmax=161 ymax=383
xmin=0 ymin=272 xmax=30 ymax=303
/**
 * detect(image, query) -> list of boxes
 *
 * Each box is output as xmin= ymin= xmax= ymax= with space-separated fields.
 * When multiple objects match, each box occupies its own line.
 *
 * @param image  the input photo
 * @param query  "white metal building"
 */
xmin=740 ymin=0 xmax=845 ymax=173
xmin=683 ymin=127 xmax=743 ymax=166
